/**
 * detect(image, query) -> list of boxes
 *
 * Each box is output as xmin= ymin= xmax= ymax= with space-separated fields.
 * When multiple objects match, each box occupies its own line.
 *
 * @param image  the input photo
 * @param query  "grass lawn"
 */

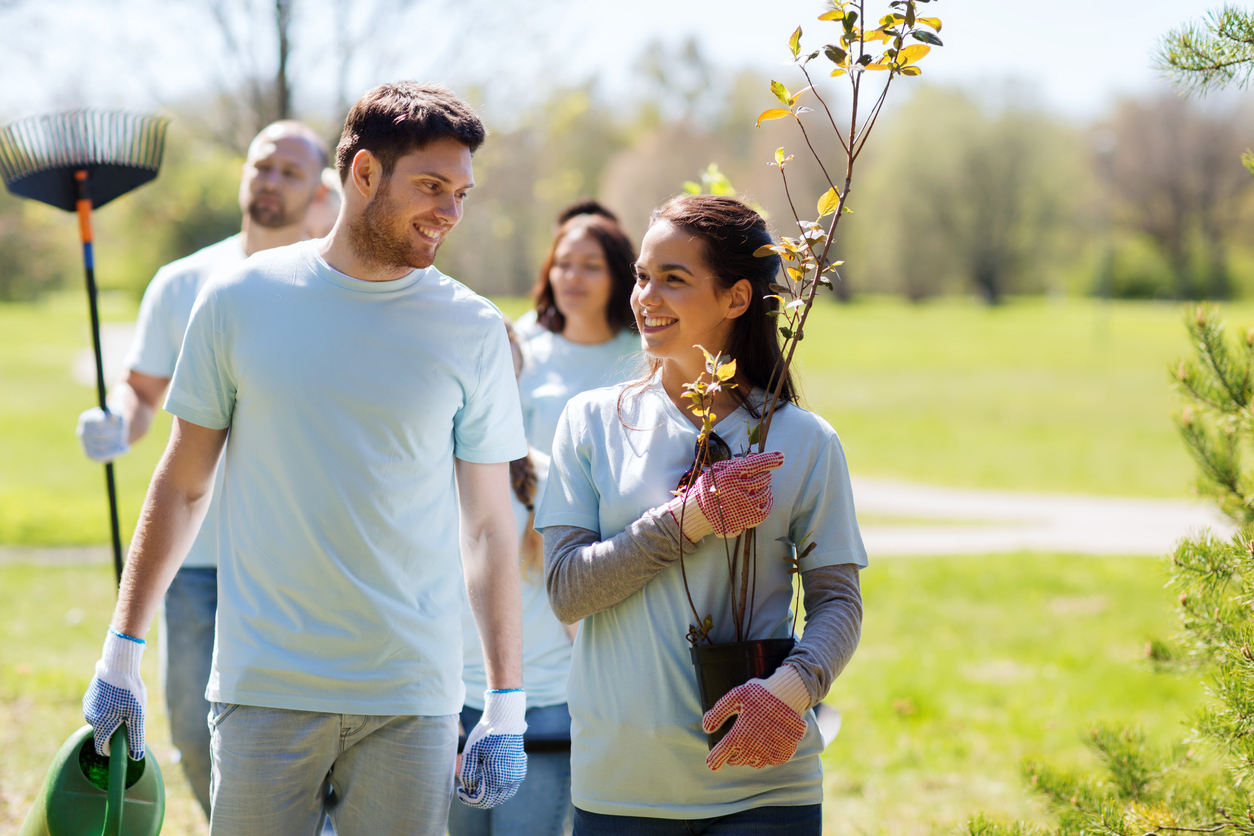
xmin=0 ymin=293 xmax=1238 ymax=545
xmin=0 ymin=553 xmax=1200 ymax=835
xmin=0 ymin=292 xmax=1228 ymax=834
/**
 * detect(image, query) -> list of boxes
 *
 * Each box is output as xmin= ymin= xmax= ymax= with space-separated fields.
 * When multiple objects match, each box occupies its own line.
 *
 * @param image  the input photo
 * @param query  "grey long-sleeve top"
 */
xmin=544 ymin=506 xmax=863 ymax=708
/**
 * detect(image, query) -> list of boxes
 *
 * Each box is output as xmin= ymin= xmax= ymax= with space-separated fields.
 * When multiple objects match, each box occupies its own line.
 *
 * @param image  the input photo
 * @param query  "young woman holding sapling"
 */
xmin=534 ymin=194 xmax=866 ymax=835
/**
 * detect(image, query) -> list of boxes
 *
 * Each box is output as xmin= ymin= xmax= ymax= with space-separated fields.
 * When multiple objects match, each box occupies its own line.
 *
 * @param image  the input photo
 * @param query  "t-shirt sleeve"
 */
xmin=791 ymin=434 xmax=868 ymax=570
xmin=124 ymin=271 xmax=181 ymax=378
xmin=452 ymin=319 xmax=528 ymax=464
xmin=533 ymin=402 xmax=602 ymax=533
xmin=163 ymin=289 xmax=234 ymax=431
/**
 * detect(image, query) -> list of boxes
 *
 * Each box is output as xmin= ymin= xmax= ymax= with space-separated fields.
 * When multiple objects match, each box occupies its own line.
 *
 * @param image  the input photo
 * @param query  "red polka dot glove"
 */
xmin=667 ymin=451 xmax=784 ymax=543
xmin=702 ymin=663 xmax=811 ymax=772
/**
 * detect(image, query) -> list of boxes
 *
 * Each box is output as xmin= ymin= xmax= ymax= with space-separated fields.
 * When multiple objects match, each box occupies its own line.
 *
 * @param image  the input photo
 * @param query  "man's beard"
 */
xmin=247 ymin=194 xmax=299 ymax=229
xmin=348 ymin=176 xmax=436 ymax=272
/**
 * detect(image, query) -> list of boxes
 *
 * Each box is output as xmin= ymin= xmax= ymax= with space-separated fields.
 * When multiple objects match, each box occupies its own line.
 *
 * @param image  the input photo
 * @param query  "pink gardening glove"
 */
xmin=702 ymin=664 xmax=810 ymax=771
xmin=668 ymin=450 xmax=784 ymax=542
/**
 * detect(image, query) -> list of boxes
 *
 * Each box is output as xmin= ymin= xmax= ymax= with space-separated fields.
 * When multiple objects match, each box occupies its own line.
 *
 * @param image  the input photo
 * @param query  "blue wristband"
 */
xmin=109 ymin=629 xmax=145 ymax=645
xmin=488 ymin=688 xmax=524 ymax=694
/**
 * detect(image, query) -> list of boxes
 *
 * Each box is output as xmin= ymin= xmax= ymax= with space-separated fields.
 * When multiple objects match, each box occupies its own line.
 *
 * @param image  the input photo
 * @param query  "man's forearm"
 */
xmin=112 ymin=421 xmax=222 ymax=638
xmin=116 ymin=372 xmax=169 ymax=444
xmin=463 ymin=520 xmax=524 ymax=691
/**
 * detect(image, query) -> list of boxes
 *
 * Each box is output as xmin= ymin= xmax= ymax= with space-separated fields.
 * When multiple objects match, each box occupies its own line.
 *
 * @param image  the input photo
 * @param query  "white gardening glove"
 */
xmin=457 ymin=689 xmax=528 ymax=809
xmin=76 ymin=406 xmax=129 ymax=463
xmin=83 ymin=629 xmax=147 ymax=759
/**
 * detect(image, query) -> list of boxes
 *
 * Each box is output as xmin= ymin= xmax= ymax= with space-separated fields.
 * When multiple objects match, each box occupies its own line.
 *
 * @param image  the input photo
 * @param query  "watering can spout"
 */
xmin=18 ymin=725 xmax=164 ymax=836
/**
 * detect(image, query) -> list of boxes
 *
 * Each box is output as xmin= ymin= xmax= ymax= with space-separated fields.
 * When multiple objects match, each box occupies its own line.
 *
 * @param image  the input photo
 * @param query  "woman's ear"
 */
xmin=724 ymin=278 xmax=753 ymax=320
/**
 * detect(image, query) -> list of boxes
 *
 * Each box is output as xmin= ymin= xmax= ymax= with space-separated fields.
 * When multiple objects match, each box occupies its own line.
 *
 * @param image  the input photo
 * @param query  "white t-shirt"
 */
xmin=518 ymin=328 xmax=642 ymax=456
xmin=461 ymin=450 xmax=572 ymax=710
xmin=166 ymin=240 xmax=527 ymax=715
xmin=512 ymin=309 xmax=542 ymax=341
xmin=534 ymin=378 xmax=866 ymax=818
xmin=125 ymin=235 xmax=246 ymax=569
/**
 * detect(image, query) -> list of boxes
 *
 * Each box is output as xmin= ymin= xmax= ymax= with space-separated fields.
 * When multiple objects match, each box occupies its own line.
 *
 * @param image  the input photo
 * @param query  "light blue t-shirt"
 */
xmin=124 ymin=235 xmax=246 ymax=569
xmin=534 ymin=378 xmax=867 ymax=818
xmin=461 ymin=450 xmax=572 ymax=710
xmin=166 ymin=240 xmax=527 ymax=715
xmin=518 ymin=328 xmax=641 ymax=456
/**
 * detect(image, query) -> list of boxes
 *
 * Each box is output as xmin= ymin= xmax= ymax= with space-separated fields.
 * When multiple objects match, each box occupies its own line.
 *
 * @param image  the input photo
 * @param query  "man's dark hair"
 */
xmin=555 ymin=199 xmax=619 ymax=226
xmin=335 ymin=82 xmax=487 ymax=183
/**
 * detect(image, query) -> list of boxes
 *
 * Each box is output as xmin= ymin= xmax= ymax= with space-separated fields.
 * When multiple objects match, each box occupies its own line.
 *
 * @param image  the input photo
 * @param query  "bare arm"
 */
xmin=112 ymin=417 xmax=227 ymax=638
xmin=111 ymin=371 xmax=170 ymax=443
xmin=457 ymin=458 xmax=524 ymax=691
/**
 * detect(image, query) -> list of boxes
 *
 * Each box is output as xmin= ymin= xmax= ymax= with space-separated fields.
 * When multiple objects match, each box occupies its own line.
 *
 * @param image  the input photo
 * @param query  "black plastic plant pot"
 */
xmin=690 ymin=637 xmax=797 ymax=750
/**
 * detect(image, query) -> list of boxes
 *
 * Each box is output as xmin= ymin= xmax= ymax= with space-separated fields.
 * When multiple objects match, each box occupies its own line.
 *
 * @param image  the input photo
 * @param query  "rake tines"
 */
xmin=0 ymin=108 xmax=170 ymax=212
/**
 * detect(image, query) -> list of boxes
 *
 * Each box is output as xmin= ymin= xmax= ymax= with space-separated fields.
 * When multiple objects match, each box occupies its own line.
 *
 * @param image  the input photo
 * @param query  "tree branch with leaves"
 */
xmin=680 ymin=0 xmax=943 ymax=645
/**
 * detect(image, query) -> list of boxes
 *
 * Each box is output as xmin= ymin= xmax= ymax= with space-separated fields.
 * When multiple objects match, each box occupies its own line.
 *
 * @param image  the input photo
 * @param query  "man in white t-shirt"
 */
xmin=80 ymin=82 xmax=529 ymax=834
xmin=73 ymin=119 xmax=328 ymax=818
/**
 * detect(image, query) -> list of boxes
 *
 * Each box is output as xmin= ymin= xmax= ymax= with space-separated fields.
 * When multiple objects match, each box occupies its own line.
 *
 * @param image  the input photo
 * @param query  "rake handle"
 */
xmin=75 ymin=170 xmax=125 ymax=587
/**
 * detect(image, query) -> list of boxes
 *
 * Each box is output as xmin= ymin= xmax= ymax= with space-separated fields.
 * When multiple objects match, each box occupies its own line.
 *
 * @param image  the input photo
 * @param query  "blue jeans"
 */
xmin=572 ymin=805 xmax=822 ymax=835
xmin=448 ymin=703 xmax=574 ymax=836
xmin=159 ymin=566 xmax=217 ymax=818
xmin=208 ymin=703 xmax=457 ymax=836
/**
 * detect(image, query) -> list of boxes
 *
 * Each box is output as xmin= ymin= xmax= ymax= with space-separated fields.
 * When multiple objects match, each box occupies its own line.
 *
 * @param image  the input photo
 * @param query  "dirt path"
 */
xmin=853 ymin=476 xmax=1234 ymax=557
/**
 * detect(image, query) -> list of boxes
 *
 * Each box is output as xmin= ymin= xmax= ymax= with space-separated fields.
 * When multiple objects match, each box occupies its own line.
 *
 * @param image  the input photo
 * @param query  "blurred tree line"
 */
xmin=2 ymin=38 xmax=1253 ymax=304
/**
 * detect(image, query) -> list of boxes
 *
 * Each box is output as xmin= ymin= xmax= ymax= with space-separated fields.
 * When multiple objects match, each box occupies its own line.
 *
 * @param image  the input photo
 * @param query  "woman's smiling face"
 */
xmin=631 ymin=220 xmax=747 ymax=366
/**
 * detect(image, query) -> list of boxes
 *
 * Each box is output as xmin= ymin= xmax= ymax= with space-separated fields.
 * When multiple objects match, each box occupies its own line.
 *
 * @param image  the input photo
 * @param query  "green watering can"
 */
xmin=20 ymin=726 xmax=164 ymax=836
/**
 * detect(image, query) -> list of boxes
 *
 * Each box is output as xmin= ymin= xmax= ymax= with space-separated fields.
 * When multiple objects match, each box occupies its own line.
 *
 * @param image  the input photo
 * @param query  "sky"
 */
xmin=0 ymin=0 xmax=1217 ymax=125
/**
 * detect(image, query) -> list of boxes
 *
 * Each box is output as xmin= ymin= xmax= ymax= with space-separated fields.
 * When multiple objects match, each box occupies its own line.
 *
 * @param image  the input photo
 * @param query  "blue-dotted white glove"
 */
xmin=457 ymin=689 xmax=527 ymax=809
xmin=76 ymin=407 xmax=129 ymax=463
xmin=83 ymin=629 xmax=147 ymax=759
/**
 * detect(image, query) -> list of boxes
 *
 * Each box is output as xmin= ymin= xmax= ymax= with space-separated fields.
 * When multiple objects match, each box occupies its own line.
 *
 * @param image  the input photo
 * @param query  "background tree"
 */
xmin=848 ymin=86 xmax=1087 ymax=302
xmin=1102 ymin=94 xmax=1251 ymax=300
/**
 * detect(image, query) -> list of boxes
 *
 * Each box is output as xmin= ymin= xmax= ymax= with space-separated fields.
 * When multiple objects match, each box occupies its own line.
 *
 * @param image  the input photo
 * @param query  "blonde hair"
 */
xmin=503 ymin=319 xmax=544 ymax=580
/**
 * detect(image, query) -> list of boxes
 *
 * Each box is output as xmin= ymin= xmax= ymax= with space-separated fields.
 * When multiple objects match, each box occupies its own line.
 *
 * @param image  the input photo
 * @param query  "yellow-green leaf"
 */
xmin=918 ymin=16 xmax=941 ymax=31
xmin=864 ymin=62 xmax=890 ymax=71
xmin=818 ymin=9 xmax=844 ymax=21
xmin=774 ymin=147 xmax=785 ymax=164
xmin=786 ymin=266 xmax=804 ymax=282
xmin=770 ymin=80 xmax=790 ymax=106
xmin=897 ymin=44 xmax=930 ymax=65
xmin=756 ymin=108 xmax=791 ymax=127
xmin=788 ymin=26 xmax=802 ymax=58
xmin=830 ymin=68 xmax=847 ymax=78
xmin=899 ymin=66 xmax=922 ymax=76
xmin=817 ymin=186 xmax=839 ymax=217
xmin=716 ymin=359 xmax=737 ymax=381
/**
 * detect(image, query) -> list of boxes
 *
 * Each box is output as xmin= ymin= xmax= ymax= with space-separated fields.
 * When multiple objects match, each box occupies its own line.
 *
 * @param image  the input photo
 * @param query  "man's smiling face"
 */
xmin=349 ymin=136 xmax=474 ymax=271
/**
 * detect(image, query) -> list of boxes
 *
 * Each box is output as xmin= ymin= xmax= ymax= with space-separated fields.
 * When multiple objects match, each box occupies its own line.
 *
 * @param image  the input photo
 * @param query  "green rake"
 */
xmin=0 ymin=109 xmax=170 ymax=585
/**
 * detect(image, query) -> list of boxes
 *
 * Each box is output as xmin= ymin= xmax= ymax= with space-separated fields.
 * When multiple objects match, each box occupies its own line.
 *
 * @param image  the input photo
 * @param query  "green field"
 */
xmin=0 ymin=293 xmax=1230 ymax=546
xmin=0 ymin=554 xmax=1199 ymax=835
xmin=0 ymin=293 xmax=1228 ymax=835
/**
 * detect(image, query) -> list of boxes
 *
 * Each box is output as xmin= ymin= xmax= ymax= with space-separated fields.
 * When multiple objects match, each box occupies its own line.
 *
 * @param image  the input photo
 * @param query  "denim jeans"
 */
xmin=208 ymin=703 xmax=457 ymax=836
xmin=447 ymin=702 xmax=574 ymax=836
xmin=159 ymin=566 xmax=217 ymax=818
xmin=572 ymin=805 xmax=821 ymax=835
